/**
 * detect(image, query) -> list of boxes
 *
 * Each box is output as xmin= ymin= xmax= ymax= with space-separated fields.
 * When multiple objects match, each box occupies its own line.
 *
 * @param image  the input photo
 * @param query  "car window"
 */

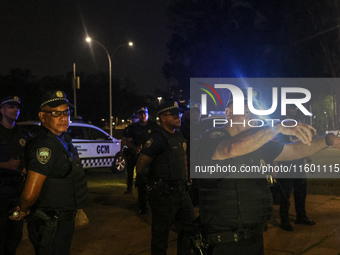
xmin=68 ymin=126 xmax=86 ymax=139
xmin=86 ymin=127 xmax=110 ymax=140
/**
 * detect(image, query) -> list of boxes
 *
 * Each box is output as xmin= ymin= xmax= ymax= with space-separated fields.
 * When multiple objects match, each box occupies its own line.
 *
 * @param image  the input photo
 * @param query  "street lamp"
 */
xmin=85 ymin=37 xmax=133 ymax=136
xmin=157 ymin=97 xmax=162 ymax=105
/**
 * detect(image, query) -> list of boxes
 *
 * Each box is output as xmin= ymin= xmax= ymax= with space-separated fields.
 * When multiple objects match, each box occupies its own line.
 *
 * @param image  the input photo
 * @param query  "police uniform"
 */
xmin=24 ymin=91 xmax=88 ymax=255
xmin=26 ymin=125 xmax=87 ymax=255
xmin=141 ymin=127 xmax=194 ymax=255
xmin=180 ymin=102 xmax=206 ymax=206
xmin=275 ymin=133 xmax=314 ymax=231
xmin=122 ymin=122 xmax=138 ymax=193
xmin=125 ymin=117 xmax=158 ymax=212
xmin=0 ymin=96 xmax=30 ymax=255
xmin=197 ymin=127 xmax=284 ymax=255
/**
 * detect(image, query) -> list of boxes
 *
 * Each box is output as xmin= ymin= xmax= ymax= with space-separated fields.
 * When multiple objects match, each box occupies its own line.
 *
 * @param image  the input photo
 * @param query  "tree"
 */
xmin=164 ymin=0 xmax=280 ymax=96
xmin=164 ymin=0 xmax=340 ymax=127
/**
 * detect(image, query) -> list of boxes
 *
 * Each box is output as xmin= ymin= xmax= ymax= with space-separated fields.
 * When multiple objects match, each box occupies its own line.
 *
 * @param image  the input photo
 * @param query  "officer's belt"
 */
xmin=37 ymin=209 xmax=77 ymax=221
xmin=163 ymin=180 xmax=188 ymax=193
xmin=162 ymin=179 xmax=186 ymax=186
xmin=207 ymin=227 xmax=263 ymax=244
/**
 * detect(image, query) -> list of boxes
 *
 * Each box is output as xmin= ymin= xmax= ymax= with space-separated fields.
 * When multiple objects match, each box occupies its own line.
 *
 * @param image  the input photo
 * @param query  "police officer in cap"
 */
xmin=137 ymin=101 xmax=195 ymax=255
xmin=0 ymin=96 xmax=30 ymax=255
xmin=10 ymin=90 xmax=88 ymax=255
xmin=125 ymin=107 xmax=158 ymax=214
xmin=196 ymin=88 xmax=340 ymax=255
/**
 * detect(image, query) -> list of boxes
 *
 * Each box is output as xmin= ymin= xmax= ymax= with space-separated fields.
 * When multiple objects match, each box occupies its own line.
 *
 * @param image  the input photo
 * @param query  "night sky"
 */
xmin=0 ymin=0 xmax=171 ymax=94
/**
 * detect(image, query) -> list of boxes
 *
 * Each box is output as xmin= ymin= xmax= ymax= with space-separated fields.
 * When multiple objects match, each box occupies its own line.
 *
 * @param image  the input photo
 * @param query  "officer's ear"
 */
xmin=225 ymin=107 xmax=232 ymax=120
xmin=38 ymin=111 xmax=46 ymax=122
xmin=159 ymin=114 xmax=165 ymax=123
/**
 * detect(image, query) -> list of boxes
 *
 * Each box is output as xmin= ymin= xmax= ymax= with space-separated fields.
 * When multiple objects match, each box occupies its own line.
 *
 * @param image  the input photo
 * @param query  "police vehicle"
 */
xmin=17 ymin=121 xmax=125 ymax=173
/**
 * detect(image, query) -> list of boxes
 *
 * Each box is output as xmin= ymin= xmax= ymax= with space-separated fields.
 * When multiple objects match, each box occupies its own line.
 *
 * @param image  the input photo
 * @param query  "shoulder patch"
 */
xmin=209 ymin=130 xmax=225 ymax=139
xmin=36 ymin=147 xmax=52 ymax=164
xmin=144 ymin=138 xmax=153 ymax=148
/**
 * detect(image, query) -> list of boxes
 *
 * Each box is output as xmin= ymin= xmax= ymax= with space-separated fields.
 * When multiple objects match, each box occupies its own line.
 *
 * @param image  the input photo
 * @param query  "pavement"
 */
xmin=16 ymin=173 xmax=340 ymax=255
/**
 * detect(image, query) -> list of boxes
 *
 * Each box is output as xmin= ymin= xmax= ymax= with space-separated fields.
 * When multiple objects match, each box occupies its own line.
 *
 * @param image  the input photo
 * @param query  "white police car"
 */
xmin=17 ymin=121 xmax=125 ymax=173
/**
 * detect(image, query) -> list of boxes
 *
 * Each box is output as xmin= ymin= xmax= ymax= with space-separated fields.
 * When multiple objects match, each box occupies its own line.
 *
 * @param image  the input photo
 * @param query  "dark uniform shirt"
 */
xmin=140 ymin=131 xmax=169 ymax=158
xmin=0 ymin=124 xmax=30 ymax=199
xmin=26 ymin=126 xmax=87 ymax=209
xmin=0 ymin=124 xmax=30 ymax=176
xmin=26 ymin=129 xmax=73 ymax=178
xmin=125 ymin=121 xmax=159 ymax=148
xmin=141 ymin=129 xmax=187 ymax=182
xmin=197 ymin=127 xmax=284 ymax=232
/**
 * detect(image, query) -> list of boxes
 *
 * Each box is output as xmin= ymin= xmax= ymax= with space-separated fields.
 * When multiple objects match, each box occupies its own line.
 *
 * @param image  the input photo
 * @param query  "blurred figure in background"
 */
xmin=275 ymin=104 xmax=315 ymax=231
xmin=0 ymin=96 xmax=30 ymax=255
xmin=125 ymin=107 xmax=158 ymax=214
xmin=122 ymin=113 xmax=139 ymax=194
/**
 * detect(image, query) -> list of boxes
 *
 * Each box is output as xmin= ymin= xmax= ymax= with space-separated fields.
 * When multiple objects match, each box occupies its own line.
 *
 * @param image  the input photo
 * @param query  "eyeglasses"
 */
xmin=163 ymin=113 xmax=182 ymax=117
xmin=43 ymin=109 xmax=72 ymax=117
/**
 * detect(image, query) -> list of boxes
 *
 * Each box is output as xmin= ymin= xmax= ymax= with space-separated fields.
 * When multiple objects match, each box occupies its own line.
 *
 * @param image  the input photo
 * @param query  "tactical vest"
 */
xmin=149 ymin=129 xmax=187 ymax=183
xmin=198 ymin=128 xmax=273 ymax=232
xmin=35 ymin=132 xmax=88 ymax=210
xmin=131 ymin=121 xmax=157 ymax=147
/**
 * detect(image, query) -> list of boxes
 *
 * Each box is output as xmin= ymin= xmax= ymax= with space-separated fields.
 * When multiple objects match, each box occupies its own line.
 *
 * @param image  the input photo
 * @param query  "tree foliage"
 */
xmin=0 ymin=69 xmax=151 ymax=128
xmin=164 ymin=0 xmax=340 ymax=127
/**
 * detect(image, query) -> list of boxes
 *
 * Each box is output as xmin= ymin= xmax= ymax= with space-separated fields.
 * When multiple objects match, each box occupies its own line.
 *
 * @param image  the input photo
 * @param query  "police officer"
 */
xmin=275 ymin=105 xmax=315 ymax=231
xmin=180 ymin=102 xmax=206 ymax=206
xmin=125 ymin=107 xmax=158 ymax=214
xmin=122 ymin=113 xmax=138 ymax=194
xmin=10 ymin=90 xmax=88 ymax=255
xmin=137 ymin=101 xmax=194 ymax=255
xmin=0 ymin=96 xmax=30 ymax=255
xmin=196 ymin=89 xmax=340 ymax=255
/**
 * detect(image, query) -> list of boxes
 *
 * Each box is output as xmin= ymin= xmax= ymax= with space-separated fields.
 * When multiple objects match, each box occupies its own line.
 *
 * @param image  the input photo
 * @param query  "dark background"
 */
xmin=1 ymin=0 xmax=340 ymax=133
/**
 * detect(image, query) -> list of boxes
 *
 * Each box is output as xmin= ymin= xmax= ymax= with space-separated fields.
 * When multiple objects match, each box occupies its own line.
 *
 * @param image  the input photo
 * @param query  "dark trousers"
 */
xmin=28 ymin=210 xmax=76 ymax=255
xmin=125 ymin=152 xmax=137 ymax=191
xmin=278 ymin=178 xmax=307 ymax=222
xmin=148 ymin=190 xmax=194 ymax=255
xmin=0 ymin=197 xmax=23 ymax=255
xmin=207 ymin=233 xmax=264 ymax=255
xmin=136 ymin=174 xmax=148 ymax=211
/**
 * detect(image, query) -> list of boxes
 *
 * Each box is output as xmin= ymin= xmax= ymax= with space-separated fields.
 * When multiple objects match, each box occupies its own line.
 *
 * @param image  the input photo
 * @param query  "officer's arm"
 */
xmin=136 ymin=153 xmax=153 ymax=175
xmin=274 ymin=134 xmax=338 ymax=162
xmin=0 ymin=158 xmax=20 ymax=170
xmin=125 ymin=137 xmax=139 ymax=153
xmin=120 ymin=136 xmax=126 ymax=152
xmin=213 ymin=122 xmax=315 ymax=160
xmin=10 ymin=170 xmax=46 ymax=220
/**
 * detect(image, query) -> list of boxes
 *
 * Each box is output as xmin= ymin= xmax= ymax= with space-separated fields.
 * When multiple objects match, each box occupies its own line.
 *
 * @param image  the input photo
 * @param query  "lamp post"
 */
xmin=86 ymin=37 xmax=133 ymax=136
xmin=157 ymin=97 xmax=162 ymax=105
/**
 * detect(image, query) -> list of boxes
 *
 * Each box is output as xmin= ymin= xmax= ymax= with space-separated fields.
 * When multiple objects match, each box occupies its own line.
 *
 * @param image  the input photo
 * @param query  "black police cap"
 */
xmin=0 ymin=96 xmax=22 ymax=108
xmin=40 ymin=90 xmax=74 ymax=110
xmin=157 ymin=101 xmax=186 ymax=115
xmin=137 ymin=107 xmax=148 ymax=113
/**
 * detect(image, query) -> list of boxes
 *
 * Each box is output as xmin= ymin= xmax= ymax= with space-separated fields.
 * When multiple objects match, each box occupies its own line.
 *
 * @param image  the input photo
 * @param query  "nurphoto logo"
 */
xmin=200 ymin=84 xmax=312 ymax=116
